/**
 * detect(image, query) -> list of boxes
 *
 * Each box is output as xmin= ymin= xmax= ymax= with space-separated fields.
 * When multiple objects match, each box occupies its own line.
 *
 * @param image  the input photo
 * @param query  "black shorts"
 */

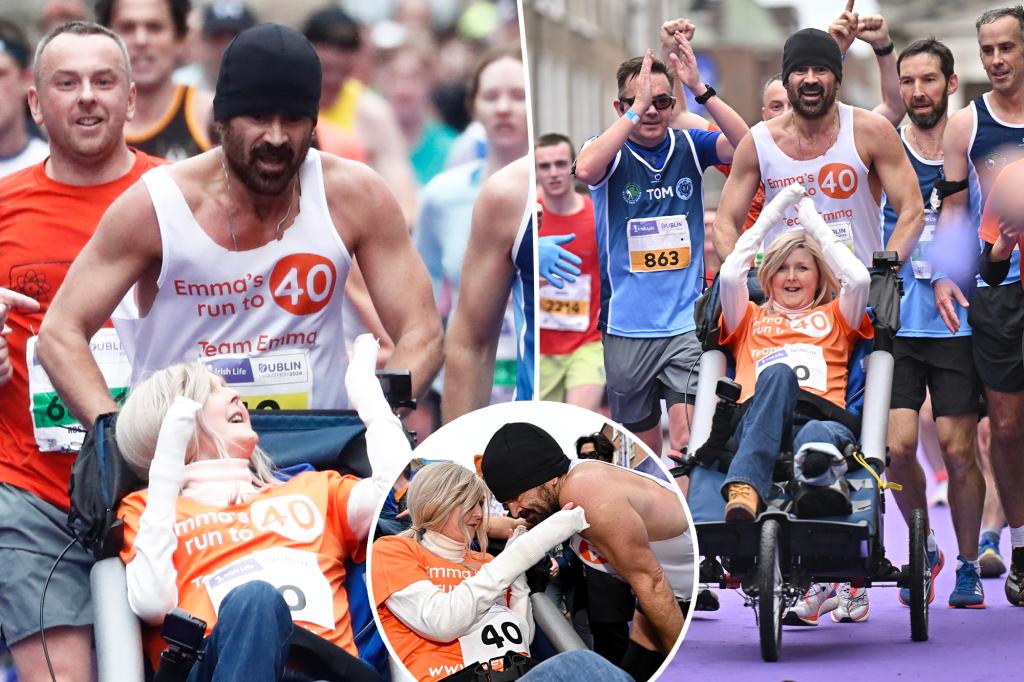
xmin=967 ymin=283 xmax=1024 ymax=393
xmin=891 ymin=336 xmax=980 ymax=417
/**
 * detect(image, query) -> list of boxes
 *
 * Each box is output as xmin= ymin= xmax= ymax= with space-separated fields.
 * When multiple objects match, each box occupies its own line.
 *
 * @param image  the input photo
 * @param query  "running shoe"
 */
xmin=782 ymin=582 xmax=839 ymax=626
xmin=1005 ymin=547 xmax=1024 ymax=606
xmin=724 ymin=482 xmax=758 ymax=522
xmin=948 ymin=557 xmax=985 ymax=608
xmin=695 ymin=587 xmax=720 ymax=611
xmin=831 ymin=583 xmax=870 ymax=622
xmin=899 ymin=545 xmax=944 ymax=606
xmin=978 ymin=531 xmax=1007 ymax=578
xmin=928 ymin=479 xmax=948 ymax=506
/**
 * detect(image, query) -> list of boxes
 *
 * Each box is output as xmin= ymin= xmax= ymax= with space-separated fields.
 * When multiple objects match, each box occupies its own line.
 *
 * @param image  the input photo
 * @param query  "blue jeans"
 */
xmin=521 ymin=650 xmax=632 ymax=682
xmin=722 ymin=364 xmax=855 ymax=503
xmin=187 ymin=581 xmax=293 ymax=682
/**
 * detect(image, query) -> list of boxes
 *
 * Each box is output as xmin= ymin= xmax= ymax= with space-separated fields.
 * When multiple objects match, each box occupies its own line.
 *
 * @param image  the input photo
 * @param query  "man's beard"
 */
xmin=221 ymin=122 xmax=313 ymax=196
xmin=787 ymin=80 xmax=838 ymax=119
xmin=906 ymin=96 xmax=948 ymax=130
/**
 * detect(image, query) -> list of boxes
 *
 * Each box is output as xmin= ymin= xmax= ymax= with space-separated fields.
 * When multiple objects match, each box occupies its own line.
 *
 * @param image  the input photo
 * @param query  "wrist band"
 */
xmin=694 ymin=84 xmax=717 ymax=105
xmin=873 ymin=41 xmax=895 ymax=56
xmin=624 ymin=109 xmax=640 ymax=125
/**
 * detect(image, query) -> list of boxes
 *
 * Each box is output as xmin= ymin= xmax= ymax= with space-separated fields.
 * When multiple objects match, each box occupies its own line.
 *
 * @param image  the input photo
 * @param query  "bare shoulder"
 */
xmin=163 ymin=149 xmax=220 ymax=200
xmin=853 ymin=106 xmax=899 ymax=137
xmin=320 ymin=151 xmax=388 ymax=198
xmin=475 ymin=158 xmax=531 ymax=238
xmin=944 ymin=107 xmax=974 ymax=145
xmin=560 ymin=461 xmax=623 ymax=507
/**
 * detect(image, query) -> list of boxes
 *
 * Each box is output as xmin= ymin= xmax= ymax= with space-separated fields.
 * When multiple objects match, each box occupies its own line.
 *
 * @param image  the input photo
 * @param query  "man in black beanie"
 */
xmin=713 ymin=23 xmax=922 ymax=271
xmin=39 ymin=23 xmax=443 ymax=426
xmin=482 ymin=422 xmax=695 ymax=681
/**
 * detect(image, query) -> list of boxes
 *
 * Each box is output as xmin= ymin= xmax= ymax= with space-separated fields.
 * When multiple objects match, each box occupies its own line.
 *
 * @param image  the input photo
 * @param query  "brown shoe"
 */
xmin=725 ymin=483 xmax=759 ymax=522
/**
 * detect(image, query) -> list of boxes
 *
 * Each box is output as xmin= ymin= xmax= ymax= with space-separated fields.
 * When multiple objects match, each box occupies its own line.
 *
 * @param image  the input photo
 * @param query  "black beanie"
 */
xmin=782 ymin=28 xmax=843 ymax=85
xmin=482 ymin=423 xmax=571 ymax=503
xmin=214 ymin=23 xmax=322 ymax=122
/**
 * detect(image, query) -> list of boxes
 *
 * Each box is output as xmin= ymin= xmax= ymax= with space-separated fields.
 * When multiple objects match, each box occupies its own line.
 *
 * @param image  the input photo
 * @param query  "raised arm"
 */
xmin=661 ymin=19 xmax=711 ymax=131
xmin=866 ymin=112 xmax=925 ymax=260
xmin=712 ymin=133 xmax=762 ymax=257
xmin=37 ymin=182 xmax=162 ymax=425
xmin=123 ymin=396 xmax=202 ymax=625
xmin=574 ymin=50 xmax=655 ymax=185
xmin=442 ymin=160 xmax=529 ymax=422
xmin=797 ymin=199 xmax=871 ymax=326
xmin=719 ymin=184 xmax=806 ymax=332
xmin=668 ymin=32 xmax=748 ymax=162
xmin=328 ymin=158 xmax=443 ymax=401
xmin=859 ymin=15 xmax=904 ymax=127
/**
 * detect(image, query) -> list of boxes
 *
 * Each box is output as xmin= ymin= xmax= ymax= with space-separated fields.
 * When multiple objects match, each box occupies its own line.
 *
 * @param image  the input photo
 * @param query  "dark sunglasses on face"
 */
xmin=619 ymin=94 xmax=676 ymax=111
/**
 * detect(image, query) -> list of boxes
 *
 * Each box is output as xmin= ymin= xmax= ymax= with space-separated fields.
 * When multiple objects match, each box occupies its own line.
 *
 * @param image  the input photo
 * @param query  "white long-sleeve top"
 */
xmin=719 ymin=186 xmax=871 ymax=334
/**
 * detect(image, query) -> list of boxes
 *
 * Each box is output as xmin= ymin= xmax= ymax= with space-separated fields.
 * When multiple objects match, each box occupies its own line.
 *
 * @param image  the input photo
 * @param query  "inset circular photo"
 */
xmin=367 ymin=401 xmax=697 ymax=682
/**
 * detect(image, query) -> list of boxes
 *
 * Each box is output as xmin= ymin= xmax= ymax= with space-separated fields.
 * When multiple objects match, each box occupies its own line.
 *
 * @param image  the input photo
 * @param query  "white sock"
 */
xmin=926 ymin=530 xmax=937 ymax=553
xmin=1010 ymin=524 xmax=1024 ymax=549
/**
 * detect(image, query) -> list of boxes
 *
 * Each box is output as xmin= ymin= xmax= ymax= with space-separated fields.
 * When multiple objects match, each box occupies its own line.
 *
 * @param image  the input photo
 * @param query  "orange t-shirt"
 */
xmin=979 ymin=158 xmax=1024 ymax=275
xmin=372 ymin=535 xmax=525 ymax=682
xmin=0 ymin=151 xmax=165 ymax=510
xmin=720 ymin=299 xmax=873 ymax=407
xmin=119 ymin=470 xmax=363 ymax=668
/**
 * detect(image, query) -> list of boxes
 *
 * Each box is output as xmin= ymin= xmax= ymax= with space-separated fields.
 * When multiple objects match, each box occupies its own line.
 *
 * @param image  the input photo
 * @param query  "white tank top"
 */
xmin=115 ymin=149 xmax=354 ymax=409
xmin=565 ymin=459 xmax=695 ymax=601
xmin=752 ymin=103 xmax=882 ymax=266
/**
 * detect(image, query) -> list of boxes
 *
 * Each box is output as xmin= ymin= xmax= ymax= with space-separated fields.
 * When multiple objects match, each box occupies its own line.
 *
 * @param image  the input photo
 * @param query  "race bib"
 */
xmin=910 ymin=212 xmax=937 ymax=280
xmin=27 ymin=328 xmax=131 ymax=452
xmin=826 ymin=220 xmax=855 ymax=253
xmin=458 ymin=603 xmax=530 ymax=666
xmin=627 ymin=215 xmax=691 ymax=273
xmin=204 ymin=547 xmax=335 ymax=630
xmin=539 ymin=275 xmax=590 ymax=332
xmin=754 ymin=344 xmax=827 ymax=393
xmin=204 ymin=350 xmax=313 ymax=410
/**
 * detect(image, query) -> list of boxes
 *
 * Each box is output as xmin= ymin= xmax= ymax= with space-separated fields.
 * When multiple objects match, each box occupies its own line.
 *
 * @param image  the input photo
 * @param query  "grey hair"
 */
xmin=400 ymin=461 xmax=490 ymax=551
xmin=33 ymin=20 xmax=132 ymax=85
xmin=116 ymin=362 xmax=279 ymax=487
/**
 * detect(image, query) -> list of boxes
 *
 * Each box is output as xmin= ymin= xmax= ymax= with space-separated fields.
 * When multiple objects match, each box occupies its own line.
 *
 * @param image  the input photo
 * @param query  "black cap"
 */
xmin=782 ymin=28 xmax=843 ymax=84
xmin=213 ymin=23 xmax=321 ymax=122
xmin=203 ymin=1 xmax=256 ymax=38
xmin=481 ymin=423 xmax=571 ymax=503
xmin=303 ymin=6 xmax=361 ymax=51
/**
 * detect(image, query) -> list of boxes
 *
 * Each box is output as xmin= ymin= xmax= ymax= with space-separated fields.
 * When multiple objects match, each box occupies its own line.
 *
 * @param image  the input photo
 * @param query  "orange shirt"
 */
xmin=0 ymin=151 xmax=164 ymax=510
xmin=372 ymin=536 xmax=523 ymax=682
xmin=119 ymin=470 xmax=363 ymax=668
xmin=720 ymin=299 xmax=873 ymax=407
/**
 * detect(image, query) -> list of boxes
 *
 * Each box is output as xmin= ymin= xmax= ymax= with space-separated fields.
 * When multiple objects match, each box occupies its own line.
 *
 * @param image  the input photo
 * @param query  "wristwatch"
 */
xmin=873 ymin=42 xmax=895 ymax=56
xmin=694 ymin=84 xmax=717 ymax=105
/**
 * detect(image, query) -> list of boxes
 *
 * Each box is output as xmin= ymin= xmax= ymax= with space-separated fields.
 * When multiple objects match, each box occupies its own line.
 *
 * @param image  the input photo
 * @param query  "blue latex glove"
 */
xmin=538 ymin=234 xmax=582 ymax=289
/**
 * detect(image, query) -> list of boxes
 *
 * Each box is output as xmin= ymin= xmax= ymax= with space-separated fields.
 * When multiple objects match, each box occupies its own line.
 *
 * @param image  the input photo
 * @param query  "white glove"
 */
xmin=797 ymin=197 xmax=839 ymax=247
xmin=344 ymin=334 xmax=392 ymax=421
xmin=152 ymin=396 xmax=202 ymax=467
xmin=483 ymin=507 xmax=589 ymax=585
xmin=752 ymin=183 xmax=806 ymax=236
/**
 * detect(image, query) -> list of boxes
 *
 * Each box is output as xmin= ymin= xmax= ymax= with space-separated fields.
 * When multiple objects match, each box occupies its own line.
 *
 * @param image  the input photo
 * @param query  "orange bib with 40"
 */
xmin=270 ymin=254 xmax=338 ymax=315
xmin=818 ymin=163 xmax=858 ymax=200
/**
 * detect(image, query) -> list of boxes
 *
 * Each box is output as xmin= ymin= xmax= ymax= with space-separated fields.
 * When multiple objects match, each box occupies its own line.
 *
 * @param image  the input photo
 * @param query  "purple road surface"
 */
xmin=664 ymin=491 xmax=1018 ymax=681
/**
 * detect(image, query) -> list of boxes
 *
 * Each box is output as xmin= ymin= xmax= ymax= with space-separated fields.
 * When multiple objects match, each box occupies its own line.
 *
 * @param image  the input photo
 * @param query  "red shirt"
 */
xmin=0 ymin=150 xmax=165 ymax=510
xmin=539 ymin=195 xmax=601 ymax=355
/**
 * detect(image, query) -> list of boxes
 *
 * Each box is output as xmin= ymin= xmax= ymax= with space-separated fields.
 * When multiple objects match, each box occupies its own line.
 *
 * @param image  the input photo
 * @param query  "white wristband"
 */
xmin=624 ymin=109 xmax=640 ymax=125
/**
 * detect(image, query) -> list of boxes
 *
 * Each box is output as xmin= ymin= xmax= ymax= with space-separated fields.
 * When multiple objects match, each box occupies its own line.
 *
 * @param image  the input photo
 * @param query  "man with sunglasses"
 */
xmin=574 ymin=36 xmax=748 ymax=458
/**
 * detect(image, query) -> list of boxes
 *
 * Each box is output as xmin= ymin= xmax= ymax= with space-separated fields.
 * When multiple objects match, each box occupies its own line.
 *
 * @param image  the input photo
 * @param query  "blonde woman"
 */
xmin=116 ymin=335 xmax=404 ymax=681
xmin=372 ymin=461 xmax=634 ymax=682
xmin=716 ymin=185 xmax=873 ymax=624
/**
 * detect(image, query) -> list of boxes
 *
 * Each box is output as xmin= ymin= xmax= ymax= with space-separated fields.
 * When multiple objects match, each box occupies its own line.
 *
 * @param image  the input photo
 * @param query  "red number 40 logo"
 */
xmin=818 ymin=163 xmax=858 ymax=199
xmin=270 ymin=254 xmax=337 ymax=315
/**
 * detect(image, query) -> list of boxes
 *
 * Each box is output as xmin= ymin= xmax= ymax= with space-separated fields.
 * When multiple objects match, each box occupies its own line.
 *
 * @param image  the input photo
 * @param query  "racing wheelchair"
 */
xmin=677 ymin=253 xmax=931 ymax=662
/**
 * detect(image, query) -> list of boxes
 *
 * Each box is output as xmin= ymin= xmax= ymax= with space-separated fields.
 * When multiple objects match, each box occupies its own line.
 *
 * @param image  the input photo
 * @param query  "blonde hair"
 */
xmin=401 ymin=461 xmax=490 ymax=551
xmin=116 ymin=362 xmax=279 ymax=487
xmin=758 ymin=231 xmax=841 ymax=313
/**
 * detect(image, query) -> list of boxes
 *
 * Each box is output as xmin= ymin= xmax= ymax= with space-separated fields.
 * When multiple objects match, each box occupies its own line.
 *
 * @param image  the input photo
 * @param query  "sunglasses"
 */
xmin=619 ymin=94 xmax=676 ymax=111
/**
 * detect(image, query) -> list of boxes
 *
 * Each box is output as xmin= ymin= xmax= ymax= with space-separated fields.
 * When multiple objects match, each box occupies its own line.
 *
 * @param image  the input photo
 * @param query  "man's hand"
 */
xmin=0 ymin=288 xmax=40 ymax=387
xmin=667 ymin=33 xmax=703 ymax=93
xmin=659 ymin=18 xmax=695 ymax=63
xmin=857 ymin=14 xmax=891 ymax=51
xmin=829 ymin=0 xmax=860 ymax=55
xmin=630 ymin=49 xmax=655 ymax=113
xmin=932 ymin=277 xmax=969 ymax=333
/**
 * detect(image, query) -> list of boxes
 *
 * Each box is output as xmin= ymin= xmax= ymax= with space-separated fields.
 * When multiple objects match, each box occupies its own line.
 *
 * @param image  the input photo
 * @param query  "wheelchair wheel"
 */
xmin=758 ymin=519 xmax=783 ymax=661
xmin=909 ymin=508 xmax=929 ymax=642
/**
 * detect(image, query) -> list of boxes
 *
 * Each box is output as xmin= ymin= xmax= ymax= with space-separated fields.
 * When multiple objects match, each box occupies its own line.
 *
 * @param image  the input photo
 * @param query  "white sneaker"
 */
xmin=929 ymin=479 xmax=948 ymax=506
xmin=782 ymin=582 xmax=839 ymax=626
xmin=831 ymin=582 xmax=870 ymax=622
